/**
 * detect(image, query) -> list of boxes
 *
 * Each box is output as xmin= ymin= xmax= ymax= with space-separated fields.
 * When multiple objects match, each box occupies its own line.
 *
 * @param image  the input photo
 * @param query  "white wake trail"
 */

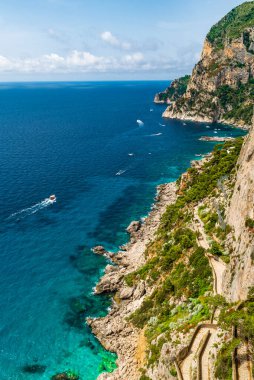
xmin=7 ymin=198 xmax=56 ymax=221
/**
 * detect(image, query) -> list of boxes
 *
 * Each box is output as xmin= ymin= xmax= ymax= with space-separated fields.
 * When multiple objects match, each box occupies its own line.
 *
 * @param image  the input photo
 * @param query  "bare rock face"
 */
xmin=95 ymin=268 xmax=124 ymax=294
xmin=223 ymin=122 xmax=254 ymax=301
xmin=119 ymin=286 xmax=134 ymax=300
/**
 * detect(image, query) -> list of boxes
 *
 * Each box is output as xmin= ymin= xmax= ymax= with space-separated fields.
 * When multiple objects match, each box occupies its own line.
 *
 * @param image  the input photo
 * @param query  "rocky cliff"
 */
xmin=223 ymin=118 xmax=254 ymax=301
xmin=162 ymin=1 xmax=254 ymax=128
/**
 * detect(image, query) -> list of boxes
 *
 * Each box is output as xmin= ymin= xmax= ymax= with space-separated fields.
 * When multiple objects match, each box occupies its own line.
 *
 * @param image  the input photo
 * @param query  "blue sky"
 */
xmin=0 ymin=0 xmax=246 ymax=81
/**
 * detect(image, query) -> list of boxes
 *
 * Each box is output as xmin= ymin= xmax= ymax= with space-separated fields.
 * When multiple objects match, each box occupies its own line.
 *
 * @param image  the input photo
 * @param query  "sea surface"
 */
xmin=0 ymin=81 xmax=246 ymax=379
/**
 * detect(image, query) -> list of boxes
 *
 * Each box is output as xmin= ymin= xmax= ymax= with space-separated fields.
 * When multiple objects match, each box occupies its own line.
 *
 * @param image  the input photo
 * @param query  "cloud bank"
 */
xmin=0 ymin=47 xmax=199 ymax=76
xmin=0 ymin=50 xmax=150 ymax=73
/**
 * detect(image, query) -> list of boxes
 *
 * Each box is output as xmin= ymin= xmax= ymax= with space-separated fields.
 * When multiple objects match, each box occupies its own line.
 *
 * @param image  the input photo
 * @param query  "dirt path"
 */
xmin=181 ymin=327 xmax=207 ymax=380
xmin=201 ymin=329 xmax=219 ymax=380
xmin=180 ymin=325 xmax=218 ymax=380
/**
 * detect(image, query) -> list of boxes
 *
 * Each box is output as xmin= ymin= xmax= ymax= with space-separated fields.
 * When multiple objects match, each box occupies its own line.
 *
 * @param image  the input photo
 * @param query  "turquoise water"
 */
xmin=0 ymin=81 xmax=246 ymax=379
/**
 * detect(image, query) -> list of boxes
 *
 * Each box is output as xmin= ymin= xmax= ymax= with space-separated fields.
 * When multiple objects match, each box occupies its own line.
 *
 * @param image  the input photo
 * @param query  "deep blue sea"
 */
xmin=0 ymin=81 xmax=246 ymax=379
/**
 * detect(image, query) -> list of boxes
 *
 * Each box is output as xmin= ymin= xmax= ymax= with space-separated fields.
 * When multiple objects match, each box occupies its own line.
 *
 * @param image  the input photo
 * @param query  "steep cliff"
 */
xmin=223 ymin=119 xmax=254 ymax=301
xmin=162 ymin=1 xmax=254 ymax=128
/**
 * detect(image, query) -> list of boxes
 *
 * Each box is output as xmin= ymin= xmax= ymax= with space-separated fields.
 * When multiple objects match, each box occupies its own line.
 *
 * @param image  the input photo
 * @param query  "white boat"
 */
xmin=49 ymin=194 xmax=56 ymax=202
xmin=137 ymin=119 xmax=144 ymax=126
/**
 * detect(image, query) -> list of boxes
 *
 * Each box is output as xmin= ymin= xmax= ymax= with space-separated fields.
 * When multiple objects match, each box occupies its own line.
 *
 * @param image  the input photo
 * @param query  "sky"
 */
xmin=0 ymin=0 xmax=247 ymax=81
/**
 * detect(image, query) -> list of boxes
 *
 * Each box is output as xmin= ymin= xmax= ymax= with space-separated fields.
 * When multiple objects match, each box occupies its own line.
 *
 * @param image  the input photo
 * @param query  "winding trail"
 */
xmin=177 ymin=207 xmax=254 ymax=380
xmin=177 ymin=207 xmax=227 ymax=380
xmin=200 ymin=329 xmax=219 ymax=380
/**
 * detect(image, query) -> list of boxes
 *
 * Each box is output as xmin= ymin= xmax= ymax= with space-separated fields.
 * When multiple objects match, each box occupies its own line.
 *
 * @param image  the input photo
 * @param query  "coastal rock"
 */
xmin=119 ymin=286 xmax=134 ymax=300
xmin=95 ymin=270 xmax=124 ymax=294
xmin=126 ymin=221 xmax=141 ymax=236
xmin=104 ymin=264 xmax=118 ymax=274
xmin=92 ymin=246 xmax=107 ymax=255
xmin=199 ymin=136 xmax=235 ymax=142
xmin=92 ymin=245 xmax=114 ymax=260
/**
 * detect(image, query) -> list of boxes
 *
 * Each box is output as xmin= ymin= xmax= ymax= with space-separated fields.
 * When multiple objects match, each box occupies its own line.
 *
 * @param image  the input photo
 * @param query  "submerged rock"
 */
xmin=51 ymin=371 xmax=79 ymax=380
xmin=22 ymin=364 xmax=46 ymax=374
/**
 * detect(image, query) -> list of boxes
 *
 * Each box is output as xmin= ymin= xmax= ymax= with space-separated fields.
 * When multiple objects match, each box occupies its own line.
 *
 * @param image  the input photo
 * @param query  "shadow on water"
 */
xmin=69 ymin=245 xmax=107 ymax=275
xmin=88 ymin=183 xmax=154 ymax=247
xmin=65 ymin=247 xmax=112 ymax=331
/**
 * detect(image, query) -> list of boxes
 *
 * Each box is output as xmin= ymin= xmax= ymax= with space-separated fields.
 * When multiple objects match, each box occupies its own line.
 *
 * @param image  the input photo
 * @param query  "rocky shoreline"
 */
xmin=161 ymin=107 xmax=250 ymax=130
xmin=87 ymin=182 xmax=177 ymax=380
xmin=199 ymin=136 xmax=235 ymax=142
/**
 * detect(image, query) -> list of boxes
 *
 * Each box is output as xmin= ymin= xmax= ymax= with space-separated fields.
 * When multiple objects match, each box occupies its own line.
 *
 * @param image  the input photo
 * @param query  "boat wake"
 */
xmin=159 ymin=123 xmax=166 ymax=127
xmin=7 ymin=197 xmax=56 ymax=221
xmin=116 ymin=169 xmax=127 ymax=176
xmin=148 ymin=132 xmax=162 ymax=137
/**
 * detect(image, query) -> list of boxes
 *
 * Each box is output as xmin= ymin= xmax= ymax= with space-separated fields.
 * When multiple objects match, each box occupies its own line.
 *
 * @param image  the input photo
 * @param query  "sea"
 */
xmin=0 ymin=81 xmax=246 ymax=379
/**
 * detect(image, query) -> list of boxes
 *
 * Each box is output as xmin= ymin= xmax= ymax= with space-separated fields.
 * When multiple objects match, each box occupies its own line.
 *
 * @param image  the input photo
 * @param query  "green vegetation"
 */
xmin=157 ymin=75 xmax=190 ymax=102
xmin=215 ymin=80 xmax=254 ymax=125
xmin=207 ymin=1 xmax=254 ymax=49
xmin=139 ymin=375 xmax=152 ymax=380
xmin=245 ymin=217 xmax=254 ymax=228
xmin=215 ymin=338 xmax=240 ymax=380
xmin=215 ymin=296 xmax=254 ymax=379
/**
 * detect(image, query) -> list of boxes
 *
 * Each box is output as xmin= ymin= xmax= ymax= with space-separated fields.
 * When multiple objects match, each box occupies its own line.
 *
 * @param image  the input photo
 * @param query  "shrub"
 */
xmin=210 ymin=241 xmax=223 ymax=256
xmin=215 ymin=339 xmax=240 ymax=380
xmin=245 ymin=217 xmax=254 ymax=229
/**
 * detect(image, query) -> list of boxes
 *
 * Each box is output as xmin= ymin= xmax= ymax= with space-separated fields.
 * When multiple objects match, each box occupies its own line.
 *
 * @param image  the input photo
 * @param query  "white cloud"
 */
xmin=123 ymin=52 xmax=144 ymax=64
xmin=101 ymin=31 xmax=119 ymax=46
xmin=0 ymin=50 xmax=151 ymax=73
xmin=100 ymin=31 xmax=131 ymax=50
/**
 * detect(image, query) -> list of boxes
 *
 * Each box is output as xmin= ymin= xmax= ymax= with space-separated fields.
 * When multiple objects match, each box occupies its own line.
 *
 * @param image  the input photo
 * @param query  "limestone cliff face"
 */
xmin=223 ymin=119 xmax=254 ymax=301
xmin=162 ymin=2 xmax=254 ymax=128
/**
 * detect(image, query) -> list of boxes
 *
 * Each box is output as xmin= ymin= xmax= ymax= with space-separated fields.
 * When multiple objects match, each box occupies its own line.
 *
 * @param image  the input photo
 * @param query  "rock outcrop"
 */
xmin=161 ymin=2 xmax=254 ymax=128
xmin=154 ymin=75 xmax=190 ymax=104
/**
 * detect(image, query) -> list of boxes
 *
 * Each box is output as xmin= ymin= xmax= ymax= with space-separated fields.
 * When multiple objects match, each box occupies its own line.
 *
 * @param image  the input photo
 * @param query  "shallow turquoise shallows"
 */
xmin=0 ymin=81 xmax=246 ymax=379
